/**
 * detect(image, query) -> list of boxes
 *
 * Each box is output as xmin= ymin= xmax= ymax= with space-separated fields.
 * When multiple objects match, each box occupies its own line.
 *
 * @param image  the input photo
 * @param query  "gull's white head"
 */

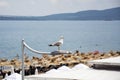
xmin=59 ymin=36 xmax=64 ymax=44
xmin=60 ymin=36 xmax=64 ymax=39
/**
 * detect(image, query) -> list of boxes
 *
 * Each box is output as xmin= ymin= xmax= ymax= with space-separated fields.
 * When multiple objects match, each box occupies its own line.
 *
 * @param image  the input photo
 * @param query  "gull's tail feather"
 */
xmin=49 ymin=44 xmax=53 ymax=46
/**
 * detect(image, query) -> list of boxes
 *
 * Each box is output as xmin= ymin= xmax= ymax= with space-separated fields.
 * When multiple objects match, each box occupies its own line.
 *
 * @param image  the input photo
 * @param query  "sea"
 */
xmin=0 ymin=21 xmax=120 ymax=59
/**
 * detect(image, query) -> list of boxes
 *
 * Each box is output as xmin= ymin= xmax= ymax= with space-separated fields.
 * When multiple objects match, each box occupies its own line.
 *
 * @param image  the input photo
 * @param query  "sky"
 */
xmin=0 ymin=0 xmax=120 ymax=16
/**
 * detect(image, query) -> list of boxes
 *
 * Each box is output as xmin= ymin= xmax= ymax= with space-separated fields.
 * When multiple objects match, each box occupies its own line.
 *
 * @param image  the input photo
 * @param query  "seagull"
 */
xmin=49 ymin=36 xmax=64 ymax=51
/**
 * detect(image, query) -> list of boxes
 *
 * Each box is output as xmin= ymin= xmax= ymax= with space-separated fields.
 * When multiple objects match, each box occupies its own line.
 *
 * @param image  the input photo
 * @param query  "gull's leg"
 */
xmin=58 ymin=46 xmax=60 ymax=51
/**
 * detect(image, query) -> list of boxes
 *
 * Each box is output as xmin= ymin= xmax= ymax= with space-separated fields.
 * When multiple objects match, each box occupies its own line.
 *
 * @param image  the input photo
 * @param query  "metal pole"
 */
xmin=22 ymin=39 xmax=25 ymax=80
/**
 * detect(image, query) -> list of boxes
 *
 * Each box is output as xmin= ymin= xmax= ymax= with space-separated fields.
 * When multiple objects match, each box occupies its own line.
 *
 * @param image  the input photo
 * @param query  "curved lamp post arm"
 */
xmin=23 ymin=41 xmax=50 ymax=54
xmin=21 ymin=39 xmax=50 ymax=80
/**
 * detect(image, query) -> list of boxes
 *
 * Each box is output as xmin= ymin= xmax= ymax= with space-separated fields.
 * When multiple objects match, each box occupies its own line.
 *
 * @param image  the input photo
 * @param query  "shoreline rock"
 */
xmin=0 ymin=50 xmax=120 ymax=78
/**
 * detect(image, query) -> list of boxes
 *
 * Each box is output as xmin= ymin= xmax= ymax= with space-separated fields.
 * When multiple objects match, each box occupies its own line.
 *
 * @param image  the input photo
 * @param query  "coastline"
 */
xmin=0 ymin=50 xmax=120 ymax=79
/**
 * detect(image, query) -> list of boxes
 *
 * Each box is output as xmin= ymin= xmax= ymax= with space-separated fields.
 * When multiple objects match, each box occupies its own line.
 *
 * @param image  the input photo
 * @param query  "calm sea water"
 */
xmin=0 ymin=21 xmax=120 ymax=59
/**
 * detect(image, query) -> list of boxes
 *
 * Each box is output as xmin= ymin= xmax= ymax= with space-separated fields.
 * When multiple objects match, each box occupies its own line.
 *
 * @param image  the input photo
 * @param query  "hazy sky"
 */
xmin=0 ymin=0 xmax=120 ymax=16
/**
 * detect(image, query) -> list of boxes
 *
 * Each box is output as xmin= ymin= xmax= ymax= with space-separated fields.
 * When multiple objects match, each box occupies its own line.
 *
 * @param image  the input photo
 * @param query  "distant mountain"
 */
xmin=0 ymin=7 xmax=120 ymax=20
